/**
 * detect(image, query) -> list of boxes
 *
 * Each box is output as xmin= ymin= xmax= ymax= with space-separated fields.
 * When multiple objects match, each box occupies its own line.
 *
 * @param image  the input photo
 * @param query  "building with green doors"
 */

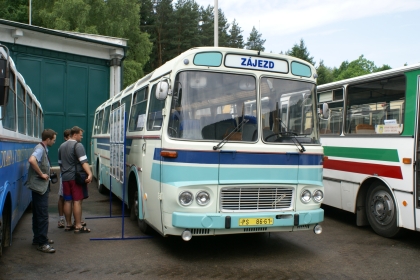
xmin=0 ymin=19 xmax=127 ymax=165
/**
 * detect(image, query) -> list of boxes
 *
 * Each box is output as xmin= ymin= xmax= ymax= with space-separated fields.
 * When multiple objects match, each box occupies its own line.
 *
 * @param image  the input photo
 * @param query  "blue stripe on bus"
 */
xmin=155 ymin=148 xmax=322 ymax=166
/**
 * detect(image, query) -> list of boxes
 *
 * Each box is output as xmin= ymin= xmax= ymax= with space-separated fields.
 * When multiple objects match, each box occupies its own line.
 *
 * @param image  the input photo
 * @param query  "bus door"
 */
xmin=141 ymin=83 xmax=165 ymax=232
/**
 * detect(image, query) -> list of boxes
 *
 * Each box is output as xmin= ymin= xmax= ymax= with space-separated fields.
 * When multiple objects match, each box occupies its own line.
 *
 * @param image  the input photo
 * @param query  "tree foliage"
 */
xmin=245 ymin=26 xmax=265 ymax=51
xmin=227 ymin=19 xmax=244 ymax=49
xmin=286 ymin=39 xmax=315 ymax=66
xmin=0 ymin=1 xmax=395 ymax=86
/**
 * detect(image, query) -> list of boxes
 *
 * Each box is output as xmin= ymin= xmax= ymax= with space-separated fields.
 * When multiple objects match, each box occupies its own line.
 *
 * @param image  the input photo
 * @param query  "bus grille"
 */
xmin=220 ymin=187 xmax=293 ymax=211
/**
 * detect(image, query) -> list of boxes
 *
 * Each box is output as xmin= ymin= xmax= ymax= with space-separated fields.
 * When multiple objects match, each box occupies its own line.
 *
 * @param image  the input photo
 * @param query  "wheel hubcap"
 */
xmin=370 ymin=191 xmax=394 ymax=225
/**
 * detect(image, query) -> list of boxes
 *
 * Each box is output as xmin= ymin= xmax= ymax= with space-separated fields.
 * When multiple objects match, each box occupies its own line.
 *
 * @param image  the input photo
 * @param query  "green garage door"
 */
xmin=15 ymin=54 xmax=109 ymax=166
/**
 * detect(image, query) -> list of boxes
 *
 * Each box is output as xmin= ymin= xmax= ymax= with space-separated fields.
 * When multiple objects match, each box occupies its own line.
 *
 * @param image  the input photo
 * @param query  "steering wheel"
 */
xmin=168 ymin=127 xmax=178 ymax=137
xmin=264 ymin=131 xmax=297 ymax=141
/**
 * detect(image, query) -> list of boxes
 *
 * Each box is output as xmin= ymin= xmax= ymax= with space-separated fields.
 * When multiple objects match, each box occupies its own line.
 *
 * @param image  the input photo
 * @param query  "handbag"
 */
xmin=73 ymin=142 xmax=87 ymax=186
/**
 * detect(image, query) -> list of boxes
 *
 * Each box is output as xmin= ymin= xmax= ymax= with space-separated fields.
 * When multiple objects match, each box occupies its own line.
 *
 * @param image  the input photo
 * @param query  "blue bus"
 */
xmin=0 ymin=44 xmax=44 ymax=256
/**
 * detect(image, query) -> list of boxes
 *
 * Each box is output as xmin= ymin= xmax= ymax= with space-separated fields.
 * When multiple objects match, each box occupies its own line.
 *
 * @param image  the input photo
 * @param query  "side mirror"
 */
xmin=322 ymin=103 xmax=329 ymax=119
xmin=156 ymin=80 xmax=169 ymax=100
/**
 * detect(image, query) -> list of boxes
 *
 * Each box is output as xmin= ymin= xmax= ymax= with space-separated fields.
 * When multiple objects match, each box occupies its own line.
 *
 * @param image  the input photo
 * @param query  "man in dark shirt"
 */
xmin=58 ymin=126 xmax=92 ymax=233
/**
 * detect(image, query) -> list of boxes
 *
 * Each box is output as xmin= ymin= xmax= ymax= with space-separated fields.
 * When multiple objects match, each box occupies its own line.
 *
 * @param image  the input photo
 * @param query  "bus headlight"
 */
xmin=300 ymin=189 xmax=312 ymax=204
xmin=179 ymin=191 xmax=193 ymax=206
xmin=196 ymin=191 xmax=210 ymax=206
xmin=313 ymin=190 xmax=324 ymax=203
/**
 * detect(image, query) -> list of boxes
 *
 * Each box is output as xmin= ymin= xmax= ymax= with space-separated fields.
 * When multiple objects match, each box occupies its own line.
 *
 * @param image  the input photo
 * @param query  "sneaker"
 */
xmin=58 ymin=219 xmax=65 ymax=228
xmin=32 ymin=239 xmax=54 ymax=245
xmin=37 ymin=244 xmax=56 ymax=253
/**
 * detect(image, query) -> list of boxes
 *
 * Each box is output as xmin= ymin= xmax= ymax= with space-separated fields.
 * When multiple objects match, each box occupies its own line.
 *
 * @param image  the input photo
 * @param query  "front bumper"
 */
xmin=172 ymin=208 xmax=324 ymax=229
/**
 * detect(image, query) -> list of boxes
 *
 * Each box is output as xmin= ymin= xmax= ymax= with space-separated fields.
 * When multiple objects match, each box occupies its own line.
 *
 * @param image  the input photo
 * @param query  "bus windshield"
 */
xmin=260 ymin=77 xmax=318 ymax=144
xmin=169 ymin=71 xmax=257 ymax=141
xmin=168 ymin=71 xmax=318 ymax=144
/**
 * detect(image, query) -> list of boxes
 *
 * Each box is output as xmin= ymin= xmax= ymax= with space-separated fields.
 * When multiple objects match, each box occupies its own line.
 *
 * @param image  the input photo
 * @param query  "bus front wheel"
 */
xmin=366 ymin=183 xmax=401 ymax=238
xmin=132 ymin=190 xmax=151 ymax=235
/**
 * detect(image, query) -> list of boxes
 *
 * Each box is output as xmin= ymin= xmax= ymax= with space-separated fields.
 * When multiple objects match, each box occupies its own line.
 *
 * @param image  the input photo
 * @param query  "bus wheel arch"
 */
xmin=363 ymin=180 xmax=401 ymax=238
xmin=127 ymin=168 xmax=151 ymax=234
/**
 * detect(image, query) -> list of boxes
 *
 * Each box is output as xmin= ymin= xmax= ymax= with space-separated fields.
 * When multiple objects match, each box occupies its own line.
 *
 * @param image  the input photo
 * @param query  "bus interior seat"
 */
xmin=263 ymin=127 xmax=275 ymax=140
xmin=355 ymin=124 xmax=374 ymax=134
xmin=180 ymin=119 xmax=202 ymax=139
xmin=169 ymin=111 xmax=182 ymax=136
xmin=239 ymin=115 xmax=257 ymax=141
xmin=202 ymin=114 xmax=237 ymax=140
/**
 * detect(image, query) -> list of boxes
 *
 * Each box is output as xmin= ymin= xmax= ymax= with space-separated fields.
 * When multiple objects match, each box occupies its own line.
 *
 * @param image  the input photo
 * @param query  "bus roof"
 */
xmin=318 ymin=63 xmax=420 ymax=90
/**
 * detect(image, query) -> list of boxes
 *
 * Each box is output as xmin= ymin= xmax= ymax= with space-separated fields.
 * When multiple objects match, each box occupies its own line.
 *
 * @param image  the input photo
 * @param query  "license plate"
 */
xmin=239 ymin=218 xmax=274 ymax=226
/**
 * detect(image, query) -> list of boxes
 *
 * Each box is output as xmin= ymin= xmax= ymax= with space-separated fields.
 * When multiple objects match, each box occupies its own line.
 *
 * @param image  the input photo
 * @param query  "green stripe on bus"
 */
xmin=323 ymin=146 xmax=399 ymax=162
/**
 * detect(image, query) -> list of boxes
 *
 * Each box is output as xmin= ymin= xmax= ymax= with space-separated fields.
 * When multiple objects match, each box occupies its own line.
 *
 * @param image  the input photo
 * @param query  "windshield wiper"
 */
xmin=213 ymin=119 xmax=249 ymax=150
xmin=292 ymin=137 xmax=306 ymax=153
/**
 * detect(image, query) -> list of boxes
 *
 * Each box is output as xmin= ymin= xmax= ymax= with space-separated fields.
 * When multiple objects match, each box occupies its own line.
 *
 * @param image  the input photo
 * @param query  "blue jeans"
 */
xmin=32 ymin=188 xmax=50 ymax=245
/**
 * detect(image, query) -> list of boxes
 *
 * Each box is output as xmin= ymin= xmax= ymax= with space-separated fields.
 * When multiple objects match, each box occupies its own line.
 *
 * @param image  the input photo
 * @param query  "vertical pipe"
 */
xmin=29 ymin=0 xmax=32 ymax=25
xmin=214 ymin=0 xmax=218 ymax=47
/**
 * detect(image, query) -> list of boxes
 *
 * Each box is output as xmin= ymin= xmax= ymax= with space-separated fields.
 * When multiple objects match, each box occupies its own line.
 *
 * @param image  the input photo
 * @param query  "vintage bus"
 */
xmin=0 ymin=44 xmax=44 ymax=256
xmin=318 ymin=63 xmax=420 ymax=238
xmin=91 ymin=47 xmax=324 ymax=240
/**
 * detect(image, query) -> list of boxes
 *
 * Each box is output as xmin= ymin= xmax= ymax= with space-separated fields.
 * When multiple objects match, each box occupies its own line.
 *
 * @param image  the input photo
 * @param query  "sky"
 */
xmin=194 ymin=0 xmax=420 ymax=69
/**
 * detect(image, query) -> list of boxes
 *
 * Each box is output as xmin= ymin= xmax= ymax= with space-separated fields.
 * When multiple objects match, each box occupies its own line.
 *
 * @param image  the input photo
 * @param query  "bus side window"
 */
xmin=3 ymin=71 xmax=16 ymax=131
xmin=27 ymin=95 xmax=33 ymax=136
xmin=102 ymin=106 xmax=111 ymax=134
xmin=121 ymin=95 xmax=132 ymax=124
xmin=346 ymin=75 xmax=405 ymax=135
xmin=95 ymin=110 xmax=104 ymax=134
xmin=129 ymin=87 xmax=148 ymax=132
xmin=17 ymin=81 xmax=26 ymax=134
xmin=147 ymin=84 xmax=165 ymax=131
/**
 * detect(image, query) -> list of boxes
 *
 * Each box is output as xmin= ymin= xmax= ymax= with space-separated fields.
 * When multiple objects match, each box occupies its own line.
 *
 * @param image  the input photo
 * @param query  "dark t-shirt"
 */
xmin=58 ymin=139 xmax=88 ymax=182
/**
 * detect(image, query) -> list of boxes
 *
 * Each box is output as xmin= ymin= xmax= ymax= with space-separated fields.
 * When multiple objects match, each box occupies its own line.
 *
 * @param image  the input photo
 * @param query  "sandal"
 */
xmin=73 ymin=221 xmax=87 ymax=227
xmin=58 ymin=219 xmax=65 ymax=228
xmin=74 ymin=226 xmax=91 ymax=234
xmin=64 ymin=225 xmax=75 ymax=232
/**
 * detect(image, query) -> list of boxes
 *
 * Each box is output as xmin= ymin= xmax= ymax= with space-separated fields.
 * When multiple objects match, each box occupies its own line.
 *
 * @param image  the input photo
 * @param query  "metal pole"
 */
xmin=29 ymin=0 xmax=32 ymax=25
xmin=214 ymin=0 xmax=218 ymax=47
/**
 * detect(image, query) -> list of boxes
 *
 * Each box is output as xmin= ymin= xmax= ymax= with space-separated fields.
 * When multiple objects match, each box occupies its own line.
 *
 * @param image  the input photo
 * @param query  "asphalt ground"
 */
xmin=1 ymin=178 xmax=420 ymax=280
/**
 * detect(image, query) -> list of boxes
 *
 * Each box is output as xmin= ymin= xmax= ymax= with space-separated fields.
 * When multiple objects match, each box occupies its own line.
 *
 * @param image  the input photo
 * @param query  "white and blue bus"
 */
xmin=0 ymin=44 xmax=44 ymax=256
xmin=91 ymin=47 xmax=324 ymax=240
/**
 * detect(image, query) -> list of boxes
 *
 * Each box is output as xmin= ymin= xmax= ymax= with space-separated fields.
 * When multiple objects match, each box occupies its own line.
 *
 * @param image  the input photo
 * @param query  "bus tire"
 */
xmin=132 ymin=189 xmax=151 ymax=234
xmin=366 ymin=182 xmax=401 ymax=238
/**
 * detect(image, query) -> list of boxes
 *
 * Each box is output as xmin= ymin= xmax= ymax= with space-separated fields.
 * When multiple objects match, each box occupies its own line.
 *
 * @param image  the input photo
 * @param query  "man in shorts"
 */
xmin=58 ymin=126 xmax=92 ymax=233
xmin=57 ymin=129 xmax=71 ymax=228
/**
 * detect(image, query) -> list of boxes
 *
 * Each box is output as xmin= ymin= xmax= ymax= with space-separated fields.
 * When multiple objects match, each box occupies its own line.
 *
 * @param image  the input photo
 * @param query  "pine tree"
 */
xmin=245 ymin=26 xmax=265 ymax=52
xmin=227 ymin=19 xmax=244 ymax=49
xmin=286 ymin=39 xmax=315 ymax=66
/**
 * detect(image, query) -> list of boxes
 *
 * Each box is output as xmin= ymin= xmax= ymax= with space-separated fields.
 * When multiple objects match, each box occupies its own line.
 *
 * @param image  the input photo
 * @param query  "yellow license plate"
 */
xmin=239 ymin=218 xmax=274 ymax=226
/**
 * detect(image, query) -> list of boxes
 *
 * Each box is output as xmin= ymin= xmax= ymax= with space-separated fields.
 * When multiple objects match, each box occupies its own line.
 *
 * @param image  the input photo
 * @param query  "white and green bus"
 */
xmin=91 ymin=47 xmax=325 ymax=240
xmin=317 ymin=63 xmax=420 ymax=237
